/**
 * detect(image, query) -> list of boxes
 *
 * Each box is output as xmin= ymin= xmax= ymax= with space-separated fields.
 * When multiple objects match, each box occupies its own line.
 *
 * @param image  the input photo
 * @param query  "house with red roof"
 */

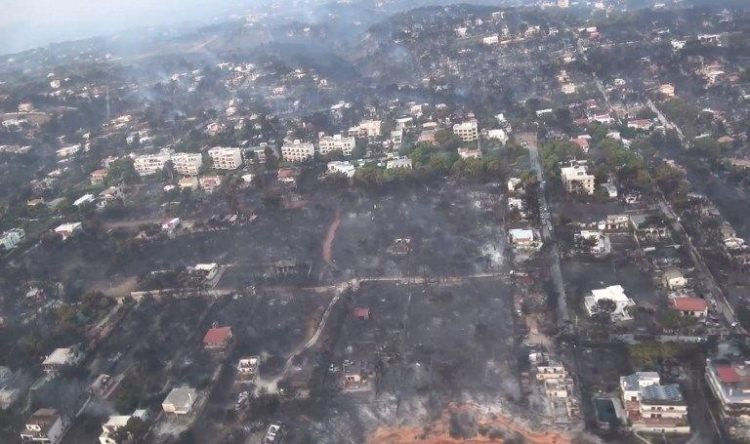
xmin=203 ymin=326 xmax=233 ymax=350
xmin=353 ymin=308 xmax=370 ymax=320
xmin=705 ymin=359 xmax=750 ymax=423
xmin=671 ymin=297 xmax=708 ymax=318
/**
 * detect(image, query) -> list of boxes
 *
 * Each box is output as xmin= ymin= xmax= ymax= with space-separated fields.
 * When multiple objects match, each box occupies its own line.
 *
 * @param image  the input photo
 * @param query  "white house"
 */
xmin=56 ymin=145 xmax=80 ymax=158
xmin=486 ymin=129 xmax=508 ymax=144
xmin=584 ymin=285 xmax=635 ymax=320
xmin=53 ymin=222 xmax=83 ymax=240
xmin=458 ymin=147 xmax=481 ymax=159
xmin=561 ymin=161 xmax=596 ymax=195
xmin=482 ymin=34 xmax=499 ymax=45
xmin=327 ymin=161 xmax=356 ymax=178
xmin=663 ymin=268 xmax=687 ymax=290
xmin=162 ymin=386 xmax=198 ymax=415
xmin=99 ymin=410 xmax=147 ymax=444
xmin=42 ymin=346 xmax=84 ymax=373
xmin=73 ymin=194 xmax=95 ymax=207
xmin=509 ymin=228 xmax=541 ymax=250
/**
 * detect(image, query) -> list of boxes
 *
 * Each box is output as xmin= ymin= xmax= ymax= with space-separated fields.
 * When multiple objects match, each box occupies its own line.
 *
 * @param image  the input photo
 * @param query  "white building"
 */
xmin=208 ymin=147 xmax=243 ymax=170
xmin=659 ymin=84 xmax=675 ymax=97
xmin=576 ymin=230 xmax=612 ymax=257
xmin=133 ymin=152 xmax=172 ymax=176
xmin=73 ymin=194 xmax=95 ymax=207
xmin=620 ymin=372 xmax=690 ymax=434
xmin=171 ymin=153 xmax=203 ymax=176
xmin=199 ymin=176 xmax=222 ymax=193
xmin=237 ymin=356 xmax=260 ymax=380
xmin=56 ymin=145 xmax=80 ymax=158
xmin=458 ymin=148 xmax=482 ymax=159
xmin=663 ymin=268 xmax=687 ymax=290
xmin=386 ymin=157 xmax=412 ymax=169
xmin=561 ymin=83 xmax=576 ymax=95
xmin=247 ymin=144 xmax=273 ymax=164
xmin=0 ymin=228 xmax=25 ymax=250
xmin=486 ymin=129 xmax=508 ymax=144
xmin=390 ymin=129 xmax=403 ymax=146
xmin=99 ymin=410 xmax=147 ymax=444
xmin=350 ymin=120 xmax=382 ymax=138
xmin=482 ymin=34 xmax=499 ymax=45
xmin=162 ymin=386 xmax=198 ymax=415
xmin=53 ymin=222 xmax=83 ymax=241
xmin=281 ymin=140 xmax=315 ymax=162
xmin=705 ymin=359 xmax=750 ymax=421
xmin=508 ymin=228 xmax=541 ymax=250
xmin=327 ymin=161 xmax=356 ymax=178
xmin=20 ymin=409 xmax=68 ymax=444
xmin=584 ymin=285 xmax=635 ymax=320
xmin=453 ymin=120 xmax=479 ymax=142
xmin=42 ymin=346 xmax=83 ymax=374
xmin=561 ymin=161 xmax=596 ymax=195
xmin=318 ymin=134 xmax=356 ymax=156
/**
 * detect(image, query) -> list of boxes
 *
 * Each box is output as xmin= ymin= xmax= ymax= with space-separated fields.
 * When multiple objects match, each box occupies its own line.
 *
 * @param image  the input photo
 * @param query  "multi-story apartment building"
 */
xmin=349 ymin=120 xmax=382 ymax=138
xmin=281 ymin=140 xmax=315 ymax=162
xmin=318 ymin=134 xmax=356 ymax=156
xmin=133 ymin=151 xmax=172 ymax=176
xmin=452 ymin=119 xmax=479 ymax=142
xmin=208 ymin=147 xmax=243 ymax=170
xmin=620 ymin=372 xmax=690 ymax=434
xmin=561 ymin=160 xmax=596 ymax=195
xmin=706 ymin=359 xmax=750 ymax=423
xmin=170 ymin=153 xmax=203 ymax=176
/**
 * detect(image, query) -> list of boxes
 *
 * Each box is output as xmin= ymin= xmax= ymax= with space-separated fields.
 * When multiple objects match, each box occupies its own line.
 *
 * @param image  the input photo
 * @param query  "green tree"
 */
xmin=106 ymin=158 xmax=139 ymax=186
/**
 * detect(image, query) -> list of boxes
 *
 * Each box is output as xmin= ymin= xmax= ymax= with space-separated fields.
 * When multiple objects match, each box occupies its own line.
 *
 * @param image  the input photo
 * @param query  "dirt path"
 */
xmin=253 ymin=281 xmax=358 ymax=394
xmin=322 ymin=209 xmax=341 ymax=265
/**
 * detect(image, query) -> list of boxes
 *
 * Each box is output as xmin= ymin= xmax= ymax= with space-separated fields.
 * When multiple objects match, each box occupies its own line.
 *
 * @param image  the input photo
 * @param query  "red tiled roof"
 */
xmin=572 ymin=138 xmax=589 ymax=150
xmin=671 ymin=297 xmax=707 ymax=312
xmin=716 ymin=365 xmax=741 ymax=384
xmin=353 ymin=307 xmax=370 ymax=318
xmin=203 ymin=326 xmax=232 ymax=346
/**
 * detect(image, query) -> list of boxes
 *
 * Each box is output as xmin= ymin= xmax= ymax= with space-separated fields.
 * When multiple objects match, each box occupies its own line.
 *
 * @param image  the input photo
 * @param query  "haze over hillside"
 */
xmin=0 ymin=0 xmax=533 ymax=56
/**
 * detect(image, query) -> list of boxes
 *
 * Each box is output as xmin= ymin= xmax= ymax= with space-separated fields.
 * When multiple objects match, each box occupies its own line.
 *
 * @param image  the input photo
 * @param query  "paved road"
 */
xmin=525 ymin=137 xmax=570 ymax=326
xmin=647 ymin=98 xmax=687 ymax=144
xmin=589 ymin=62 xmax=739 ymax=333
xmin=645 ymin=99 xmax=739 ymax=330
xmin=658 ymin=201 xmax=738 ymax=328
